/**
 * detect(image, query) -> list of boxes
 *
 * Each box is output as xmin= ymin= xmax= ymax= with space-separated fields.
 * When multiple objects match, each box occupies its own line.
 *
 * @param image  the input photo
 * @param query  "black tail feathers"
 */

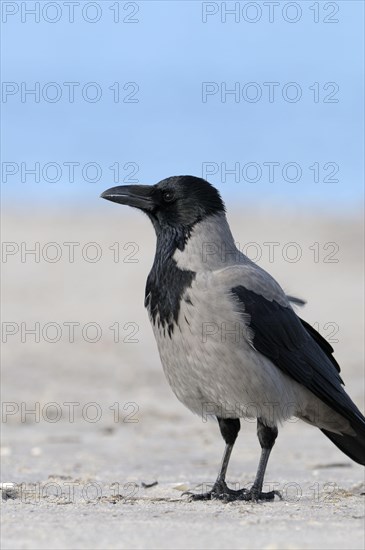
xmin=321 ymin=422 xmax=365 ymax=466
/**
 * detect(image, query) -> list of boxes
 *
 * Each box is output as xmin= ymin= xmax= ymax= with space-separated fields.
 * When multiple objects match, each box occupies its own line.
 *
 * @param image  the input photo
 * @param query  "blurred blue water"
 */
xmin=1 ymin=0 xmax=364 ymax=210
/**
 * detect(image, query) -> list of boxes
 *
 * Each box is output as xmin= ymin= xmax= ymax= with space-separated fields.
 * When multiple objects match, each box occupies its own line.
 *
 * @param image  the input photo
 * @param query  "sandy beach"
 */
xmin=1 ymin=204 xmax=364 ymax=550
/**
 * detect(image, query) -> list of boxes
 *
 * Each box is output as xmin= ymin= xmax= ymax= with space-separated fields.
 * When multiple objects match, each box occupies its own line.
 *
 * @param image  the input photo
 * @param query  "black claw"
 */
xmin=183 ymin=481 xmax=282 ymax=503
xmin=182 ymin=479 xmax=230 ymax=501
xmin=241 ymin=489 xmax=281 ymax=502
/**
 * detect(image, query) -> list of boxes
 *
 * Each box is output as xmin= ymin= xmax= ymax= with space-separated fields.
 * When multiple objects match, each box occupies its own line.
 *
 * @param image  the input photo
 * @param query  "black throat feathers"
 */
xmin=144 ymin=225 xmax=195 ymax=337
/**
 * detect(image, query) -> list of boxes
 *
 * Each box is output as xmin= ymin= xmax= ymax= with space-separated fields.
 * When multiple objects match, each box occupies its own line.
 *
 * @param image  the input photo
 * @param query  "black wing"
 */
xmin=299 ymin=317 xmax=341 ymax=375
xmin=231 ymin=285 xmax=365 ymax=437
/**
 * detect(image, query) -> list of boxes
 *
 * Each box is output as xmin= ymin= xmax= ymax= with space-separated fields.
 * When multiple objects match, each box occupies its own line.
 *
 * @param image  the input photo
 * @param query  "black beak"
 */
xmin=100 ymin=185 xmax=155 ymax=211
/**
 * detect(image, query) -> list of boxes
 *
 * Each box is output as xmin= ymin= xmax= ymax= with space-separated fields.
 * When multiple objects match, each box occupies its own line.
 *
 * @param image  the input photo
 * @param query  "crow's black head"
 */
xmin=100 ymin=175 xmax=225 ymax=231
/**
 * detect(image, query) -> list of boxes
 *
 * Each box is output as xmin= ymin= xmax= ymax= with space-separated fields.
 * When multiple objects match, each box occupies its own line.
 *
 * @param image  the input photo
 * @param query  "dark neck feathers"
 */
xmin=145 ymin=225 xmax=195 ymax=336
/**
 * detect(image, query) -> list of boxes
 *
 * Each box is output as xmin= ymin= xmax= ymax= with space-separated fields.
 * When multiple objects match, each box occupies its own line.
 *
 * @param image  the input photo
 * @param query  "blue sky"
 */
xmin=1 ymin=0 xmax=364 ymax=210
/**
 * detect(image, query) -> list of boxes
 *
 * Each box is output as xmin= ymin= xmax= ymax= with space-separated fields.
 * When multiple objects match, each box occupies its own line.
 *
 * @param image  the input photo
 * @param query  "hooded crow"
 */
xmin=101 ymin=175 xmax=365 ymax=501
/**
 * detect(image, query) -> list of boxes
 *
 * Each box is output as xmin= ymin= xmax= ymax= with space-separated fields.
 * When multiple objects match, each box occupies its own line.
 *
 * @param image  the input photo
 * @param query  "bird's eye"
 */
xmin=162 ymin=191 xmax=174 ymax=203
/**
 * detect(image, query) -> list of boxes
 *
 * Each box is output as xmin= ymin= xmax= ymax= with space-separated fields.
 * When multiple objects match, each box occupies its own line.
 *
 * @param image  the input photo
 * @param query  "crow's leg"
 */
xmin=237 ymin=419 xmax=281 ymax=501
xmin=185 ymin=417 xmax=241 ymax=501
xmin=186 ymin=418 xmax=281 ymax=502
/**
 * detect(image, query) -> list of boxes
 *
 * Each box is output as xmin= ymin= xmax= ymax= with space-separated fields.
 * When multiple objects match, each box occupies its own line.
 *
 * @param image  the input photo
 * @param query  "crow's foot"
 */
xmin=183 ymin=479 xmax=281 ymax=502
